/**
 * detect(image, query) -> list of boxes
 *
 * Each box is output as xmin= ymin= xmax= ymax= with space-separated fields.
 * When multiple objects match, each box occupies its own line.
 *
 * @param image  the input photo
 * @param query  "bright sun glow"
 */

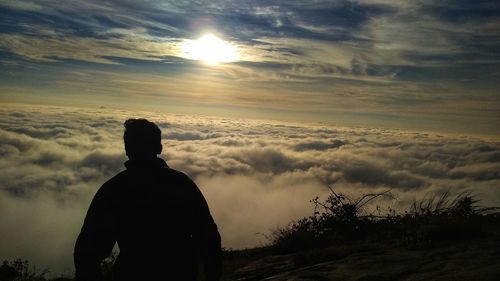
xmin=181 ymin=34 xmax=239 ymax=65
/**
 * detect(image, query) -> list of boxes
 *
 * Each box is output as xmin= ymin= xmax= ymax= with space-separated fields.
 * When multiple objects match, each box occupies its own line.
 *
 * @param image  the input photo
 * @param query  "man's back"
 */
xmin=74 ymin=158 xmax=221 ymax=281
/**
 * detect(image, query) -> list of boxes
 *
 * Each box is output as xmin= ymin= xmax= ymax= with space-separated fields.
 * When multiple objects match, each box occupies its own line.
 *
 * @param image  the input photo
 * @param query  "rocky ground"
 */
xmin=224 ymin=238 xmax=500 ymax=281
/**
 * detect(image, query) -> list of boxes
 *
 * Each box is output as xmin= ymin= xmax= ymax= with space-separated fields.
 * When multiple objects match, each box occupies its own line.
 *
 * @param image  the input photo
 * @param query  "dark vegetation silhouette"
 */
xmin=0 ymin=259 xmax=49 ymax=281
xmin=268 ymin=187 xmax=500 ymax=254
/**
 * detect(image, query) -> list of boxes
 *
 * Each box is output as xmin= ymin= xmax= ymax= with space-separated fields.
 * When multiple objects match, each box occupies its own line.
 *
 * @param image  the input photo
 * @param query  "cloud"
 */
xmin=198 ymin=174 xmax=329 ymax=249
xmin=0 ymin=29 xmax=182 ymax=64
xmin=1 ymin=104 xmax=500 ymax=273
xmin=294 ymin=139 xmax=347 ymax=151
xmin=448 ymin=162 xmax=500 ymax=181
xmin=2 ymin=0 xmax=499 ymax=71
xmin=339 ymin=157 xmax=427 ymax=189
xmin=0 ymin=191 xmax=88 ymax=276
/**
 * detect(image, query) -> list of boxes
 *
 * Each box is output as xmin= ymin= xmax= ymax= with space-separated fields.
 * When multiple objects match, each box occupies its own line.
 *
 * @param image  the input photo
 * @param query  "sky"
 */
xmin=0 ymin=0 xmax=499 ymax=135
xmin=0 ymin=0 xmax=500 ymax=277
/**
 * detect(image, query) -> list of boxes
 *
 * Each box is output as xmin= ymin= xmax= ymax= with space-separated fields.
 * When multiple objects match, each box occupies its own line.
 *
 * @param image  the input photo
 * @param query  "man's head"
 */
xmin=123 ymin=118 xmax=162 ymax=160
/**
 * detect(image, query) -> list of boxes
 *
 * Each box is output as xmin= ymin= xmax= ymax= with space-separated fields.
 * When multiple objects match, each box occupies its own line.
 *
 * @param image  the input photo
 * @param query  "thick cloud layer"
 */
xmin=1 ymin=104 xmax=499 ymax=274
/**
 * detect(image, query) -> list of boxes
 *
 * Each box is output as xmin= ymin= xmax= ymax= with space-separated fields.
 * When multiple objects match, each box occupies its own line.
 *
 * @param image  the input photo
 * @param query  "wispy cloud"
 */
xmin=0 ymin=0 xmax=499 ymax=134
xmin=0 ymin=28 xmax=182 ymax=64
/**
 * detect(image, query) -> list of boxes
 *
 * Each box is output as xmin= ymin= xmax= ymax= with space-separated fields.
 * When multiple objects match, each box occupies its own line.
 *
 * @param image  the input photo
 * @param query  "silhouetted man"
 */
xmin=74 ymin=119 xmax=221 ymax=281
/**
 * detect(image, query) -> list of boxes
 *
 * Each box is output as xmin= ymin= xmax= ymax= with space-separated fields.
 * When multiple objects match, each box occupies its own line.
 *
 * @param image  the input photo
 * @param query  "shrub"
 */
xmin=0 ymin=259 xmax=48 ymax=281
xmin=270 ymin=187 xmax=500 ymax=253
xmin=271 ymin=186 xmax=393 ymax=252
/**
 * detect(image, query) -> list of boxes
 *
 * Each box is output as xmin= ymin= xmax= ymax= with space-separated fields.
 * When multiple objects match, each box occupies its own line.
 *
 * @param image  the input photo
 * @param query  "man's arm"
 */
xmin=74 ymin=184 xmax=116 ymax=281
xmin=185 ymin=176 xmax=222 ymax=281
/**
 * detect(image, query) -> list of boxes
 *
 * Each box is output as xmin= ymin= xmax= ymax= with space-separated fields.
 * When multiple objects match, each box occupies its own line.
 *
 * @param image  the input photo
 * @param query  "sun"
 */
xmin=181 ymin=34 xmax=239 ymax=65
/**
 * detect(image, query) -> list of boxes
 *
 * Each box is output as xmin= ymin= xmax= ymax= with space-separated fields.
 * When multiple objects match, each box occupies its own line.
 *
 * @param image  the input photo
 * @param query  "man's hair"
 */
xmin=123 ymin=118 xmax=161 ymax=159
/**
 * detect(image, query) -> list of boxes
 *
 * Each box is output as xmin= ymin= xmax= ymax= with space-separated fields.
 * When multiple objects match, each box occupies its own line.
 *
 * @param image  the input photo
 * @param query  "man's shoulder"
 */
xmin=95 ymin=170 xmax=129 ymax=194
xmin=160 ymin=167 xmax=194 ymax=184
xmin=104 ymin=170 xmax=129 ymax=185
xmin=98 ymin=167 xmax=195 ymax=193
xmin=105 ymin=167 xmax=193 ymax=183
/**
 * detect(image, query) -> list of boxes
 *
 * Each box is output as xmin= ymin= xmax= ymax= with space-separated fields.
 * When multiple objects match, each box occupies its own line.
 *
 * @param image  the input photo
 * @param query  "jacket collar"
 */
xmin=124 ymin=157 xmax=169 ymax=170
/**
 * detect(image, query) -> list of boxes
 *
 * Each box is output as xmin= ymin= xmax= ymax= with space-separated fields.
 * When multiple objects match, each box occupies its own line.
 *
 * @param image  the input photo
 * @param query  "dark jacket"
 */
xmin=74 ymin=158 xmax=221 ymax=281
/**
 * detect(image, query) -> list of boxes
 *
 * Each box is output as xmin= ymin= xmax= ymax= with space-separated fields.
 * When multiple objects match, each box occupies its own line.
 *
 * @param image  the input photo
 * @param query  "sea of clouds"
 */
xmin=1 ymin=103 xmax=499 ymax=275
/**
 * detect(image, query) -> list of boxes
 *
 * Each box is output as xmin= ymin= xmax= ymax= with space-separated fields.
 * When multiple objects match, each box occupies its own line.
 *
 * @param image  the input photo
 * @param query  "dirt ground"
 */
xmin=226 ymin=238 xmax=500 ymax=281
